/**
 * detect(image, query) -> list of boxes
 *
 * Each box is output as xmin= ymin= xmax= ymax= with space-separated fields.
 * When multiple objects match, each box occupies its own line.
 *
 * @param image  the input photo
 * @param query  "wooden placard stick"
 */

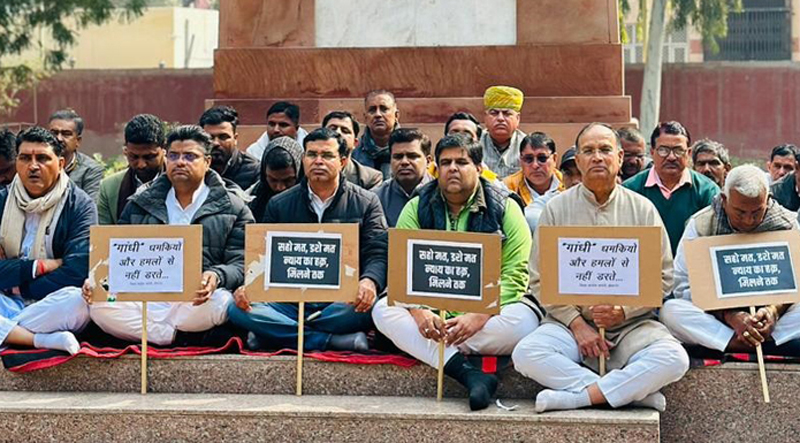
xmin=296 ymin=301 xmax=305 ymax=397
xmin=437 ymin=309 xmax=446 ymax=402
xmin=598 ymin=327 xmax=606 ymax=376
xmin=141 ymin=301 xmax=148 ymax=395
xmin=750 ymin=306 xmax=770 ymax=403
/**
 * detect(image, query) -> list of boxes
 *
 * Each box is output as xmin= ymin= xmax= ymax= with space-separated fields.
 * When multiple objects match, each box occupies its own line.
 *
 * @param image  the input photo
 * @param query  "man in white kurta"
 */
xmin=512 ymin=123 xmax=689 ymax=413
xmin=661 ymin=164 xmax=800 ymax=355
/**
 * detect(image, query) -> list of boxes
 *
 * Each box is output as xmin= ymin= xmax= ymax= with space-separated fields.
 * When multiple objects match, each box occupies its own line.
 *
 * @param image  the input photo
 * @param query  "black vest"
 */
xmin=416 ymin=178 xmax=521 ymax=239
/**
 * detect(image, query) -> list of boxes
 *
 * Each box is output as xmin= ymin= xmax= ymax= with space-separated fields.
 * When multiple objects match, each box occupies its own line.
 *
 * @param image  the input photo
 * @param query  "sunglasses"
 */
xmin=521 ymin=154 xmax=552 ymax=165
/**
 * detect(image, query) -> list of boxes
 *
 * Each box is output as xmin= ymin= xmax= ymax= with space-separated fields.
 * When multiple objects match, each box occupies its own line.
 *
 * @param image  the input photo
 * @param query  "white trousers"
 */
xmin=512 ymin=323 xmax=688 ymax=408
xmin=660 ymin=298 xmax=800 ymax=351
xmin=89 ymin=289 xmax=232 ymax=346
xmin=372 ymin=297 xmax=539 ymax=368
xmin=0 ymin=286 xmax=90 ymax=345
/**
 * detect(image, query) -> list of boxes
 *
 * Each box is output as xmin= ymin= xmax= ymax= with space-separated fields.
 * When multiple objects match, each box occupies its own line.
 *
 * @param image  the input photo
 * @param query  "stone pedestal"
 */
xmin=210 ymin=0 xmax=632 ymax=153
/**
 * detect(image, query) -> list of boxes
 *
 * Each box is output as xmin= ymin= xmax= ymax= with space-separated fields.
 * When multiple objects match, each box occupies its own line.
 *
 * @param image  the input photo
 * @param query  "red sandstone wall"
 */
xmin=3 ymin=64 xmax=800 ymax=161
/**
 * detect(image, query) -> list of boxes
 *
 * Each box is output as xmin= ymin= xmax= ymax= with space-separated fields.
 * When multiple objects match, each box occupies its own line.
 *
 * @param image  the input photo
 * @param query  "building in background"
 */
xmin=4 ymin=1 xmax=218 ymax=70
xmin=623 ymin=0 xmax=800 ymax=64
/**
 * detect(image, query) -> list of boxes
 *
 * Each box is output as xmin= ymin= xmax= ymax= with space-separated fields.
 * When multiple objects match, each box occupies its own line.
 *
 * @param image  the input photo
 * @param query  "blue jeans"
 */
xmin=227 ymin=302 xmax=374 ymax=351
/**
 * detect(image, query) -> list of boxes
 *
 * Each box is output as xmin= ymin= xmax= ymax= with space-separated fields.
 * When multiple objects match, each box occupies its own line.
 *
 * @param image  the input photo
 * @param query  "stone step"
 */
xmin=0 ymin=354 xmax=540 ymax=398
xmin=205 ymin=96 xmax=632 ymax=126
xmin=3 ymin=355 xmax=798 ymax=442
xmin=0 ymin=391 xmax=660 ymax=443
xmin=213 ymin=45 xmax=624 ymax=99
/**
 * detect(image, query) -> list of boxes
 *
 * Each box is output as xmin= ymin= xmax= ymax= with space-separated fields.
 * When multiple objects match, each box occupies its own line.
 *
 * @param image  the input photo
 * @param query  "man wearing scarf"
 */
xmin=0 ymin=127 xmax=96 ymax=355
xmin=353 ymin=90 xmax=399 ymax=178
xmin=662 ymin=164 xmax=800 ymax=355
xmin=97 ymin=114 xmax=166 ymax=225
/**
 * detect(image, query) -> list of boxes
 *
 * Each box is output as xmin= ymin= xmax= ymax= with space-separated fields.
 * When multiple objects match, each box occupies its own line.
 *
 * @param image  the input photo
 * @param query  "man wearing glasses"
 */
xmin=618 ymin=127 xmax=649 ymax=181
xmin=228 ymin=128 xmax=388 ymax=353
xmin=623 ymin=121 xmax=719 ymax=255
xmin=480 ymin=85 xmax=526 ymax=179
xmin=514 ymin=123 xmax=688 ymax=413
xmin=84 ymin=125 xmax=253 ymax=346
xmin=503 ymin=132 xmax=564 ymax=207
xmin=97 ymin=114 xmax=166 ymax=225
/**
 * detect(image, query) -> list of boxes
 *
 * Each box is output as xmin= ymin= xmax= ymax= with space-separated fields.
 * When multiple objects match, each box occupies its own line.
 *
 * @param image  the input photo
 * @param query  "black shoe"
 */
xmin=444 ymin=352 xmax=498 ymax=411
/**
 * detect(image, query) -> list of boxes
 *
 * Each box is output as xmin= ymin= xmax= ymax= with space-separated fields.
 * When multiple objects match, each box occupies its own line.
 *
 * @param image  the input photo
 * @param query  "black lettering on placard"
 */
xmin=268 ymin=235 xmax=341 ymax=288
xmin=410 ymin=241 xmax=482 ymax=299
xmin=714 ymin=244 xmax=796 ymax=297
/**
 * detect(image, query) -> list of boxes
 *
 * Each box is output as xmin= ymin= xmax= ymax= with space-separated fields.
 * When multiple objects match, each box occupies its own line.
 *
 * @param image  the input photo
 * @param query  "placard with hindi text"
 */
xmin=388 ymin=229 xmax=501 ymax=315
xmin=244 ymin=224 xmax=359 ymax=302
xmin=539 ymin=226 xmax=664 ymax=308
xmin=89 ymin=225 xmax=203 ymax=302
xmin=685 ymin=230 xmax=800 ymax=311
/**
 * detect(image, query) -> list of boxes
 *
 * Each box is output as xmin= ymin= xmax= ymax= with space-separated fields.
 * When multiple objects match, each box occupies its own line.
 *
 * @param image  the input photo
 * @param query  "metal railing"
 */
xmin=705 ymin=0 xmax=792 ymax=61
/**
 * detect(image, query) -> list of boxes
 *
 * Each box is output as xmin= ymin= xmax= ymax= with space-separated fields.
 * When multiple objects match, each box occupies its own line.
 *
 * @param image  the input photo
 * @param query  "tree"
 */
xmin=619 ymin=0 xmax=742 ymax=133
xmin=0 ymin=0 xmax=146 ymax=116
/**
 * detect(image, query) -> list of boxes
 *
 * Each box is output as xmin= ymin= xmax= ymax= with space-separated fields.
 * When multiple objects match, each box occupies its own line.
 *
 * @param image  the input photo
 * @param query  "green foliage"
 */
xmin=0 ymin=1 xmax=146 ymax=115
xmin=92 ymin=153 xmax=128 ymax=178
xmin=618 ymin=0 xmax=743 ymax=53
xmin=672 ymin=0 xmax=743 ymax=54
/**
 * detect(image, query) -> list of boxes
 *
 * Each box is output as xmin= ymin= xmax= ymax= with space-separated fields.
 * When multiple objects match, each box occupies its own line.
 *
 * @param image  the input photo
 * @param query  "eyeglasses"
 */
xmin=305 ymin=151 xmax=339 ymax=161
xmin=166 ymin=151 xmax=203 ymax=162
xmin=654 ymin=146 xmax=687 ymax=158
xmin=521 ymin=154 xmax=552 ymax=165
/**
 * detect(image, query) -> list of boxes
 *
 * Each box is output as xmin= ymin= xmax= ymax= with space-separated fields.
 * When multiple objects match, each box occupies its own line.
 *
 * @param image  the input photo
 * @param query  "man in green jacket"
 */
xmin=623 ymin=121 xmax=718 ymax=254
xmin=96 ymin=114 xmax=165 ymax=225
xmin=372 ymin=134 xmax=537 ymax=411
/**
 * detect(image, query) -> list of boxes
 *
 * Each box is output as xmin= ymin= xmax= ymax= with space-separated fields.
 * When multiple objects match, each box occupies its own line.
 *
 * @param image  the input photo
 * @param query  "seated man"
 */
xmin=504 ymin=132 xmax=564 ymax=234
xmin=84 ymin=126 xmax=252 ymax=345
xmin=692 ymin=139 xmax=731 ymax=188
xmin=770 ymin=145 xmax=800 ymax=211
xmin=229 ymin=128 xmax=387 ymax=352
xmin=373 ymin=134 xmax=536 ymax=411
xmin=323 ymin=110 xmax=383 ymax=190
xmin=48 ymin=109 xmax=104 ymax=200
xmin=504 ymin=132 xmax=563 ymax=207
xmin=0 ymin=128 xmax=16 ymax=187
xmin=513 ymin=123 xmax=688 ymax=413
xmin=618 ymin=127 xmax=648 ymax=182
xmin=353 ymin=90 xmax=400 ymax=178
xmin=661 ymin=164 xmax=800 ymax=355
xmin=373 ymin=128 xmax=432 ymax=227
xmin=480 ymin=85 xmax=526 ymax=178
xmin=434 ymin=112 xmax=499 ymax=183
xmin=200 ymin=106 xmax=261 ymax=191
xmin=247 ymin=101 xmax=308 ymax=159
xmin=248 ymin=136 xmax=304 ymax=222
xmin=0 ymin=127 xmax=96 ymax=354
xmin=559 ymin=147 xmax=581 ymax=189
xmin=765 ymin=144 xmax=797 ymax=185
xmin=97 ymin=114 xmax=165 ymax=225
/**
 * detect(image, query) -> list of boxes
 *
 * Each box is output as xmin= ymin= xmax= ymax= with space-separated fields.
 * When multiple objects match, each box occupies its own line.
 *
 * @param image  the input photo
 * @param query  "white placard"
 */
xmin=108 ymin=238 xmax=185 ymax=293
xmin=557 ymin=237 xmax=640 ymax=296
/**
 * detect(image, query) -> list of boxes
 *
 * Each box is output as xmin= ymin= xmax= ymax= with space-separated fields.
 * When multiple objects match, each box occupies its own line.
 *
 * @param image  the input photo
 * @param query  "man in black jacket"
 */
xmin=200 ymin=106 xmax=260 ymax=191
xmin=84 ymin=125 xmax=253 ymax=345
xmin=0 ymin=127 xmax=96 ymax=355
xmin=229 ymin=128 xmax=388 ymax=352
